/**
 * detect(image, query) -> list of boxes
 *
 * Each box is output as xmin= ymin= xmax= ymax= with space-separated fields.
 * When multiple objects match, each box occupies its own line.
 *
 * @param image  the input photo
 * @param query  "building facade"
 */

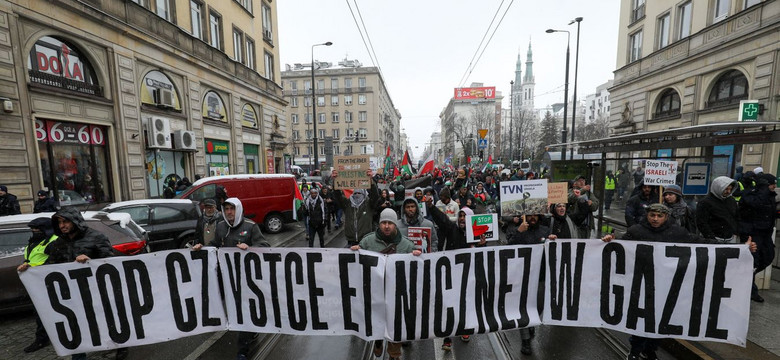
xmin=440 ymin=83 xmax=503 ymax=165
xmin=0 ymin=0 xmax=286 ymax=211
xmin=585 ymin=80 xmax=613 ymax=122
xmin=610 ymin=0 xmax=779 ymax=175
xmin=281 ymin=60 xmax=400 ymax=172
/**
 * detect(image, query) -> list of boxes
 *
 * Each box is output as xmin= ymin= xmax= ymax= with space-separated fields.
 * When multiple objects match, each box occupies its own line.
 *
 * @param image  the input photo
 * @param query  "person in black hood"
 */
xmin=0 ymin=185 xmax=21 ymax=216
xmin=33 ymin=190 xmax=58 ymax=213
xmin=624 ymin=182 xmax=659 ymax=227
xmin=738 ymin=173 xmax=778 ymax=303
xmin=696 ymin=176 xmax=739 ymax=242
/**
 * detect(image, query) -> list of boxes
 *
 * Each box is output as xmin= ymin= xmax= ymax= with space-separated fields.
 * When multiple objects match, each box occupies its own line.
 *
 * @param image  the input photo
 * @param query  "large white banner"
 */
xmin=19 ymin=249 xmax=227 ymax=356
xmin=218 ymin=247 xmax=386 ymax=340
xmin=543 ymin=239 xmax=752 ymax=346
xmin=384 ymin=245 xmax=544 ymax=342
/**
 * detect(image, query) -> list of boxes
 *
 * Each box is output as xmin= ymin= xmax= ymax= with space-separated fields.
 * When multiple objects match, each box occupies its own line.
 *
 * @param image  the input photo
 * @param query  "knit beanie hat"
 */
xmin=647 ymin=203 xmax=671 ymax=214
xmin=379 ymin=208 xmax=398 ymax=227
xmin=662 ymin=184 xmax=682 ymax=197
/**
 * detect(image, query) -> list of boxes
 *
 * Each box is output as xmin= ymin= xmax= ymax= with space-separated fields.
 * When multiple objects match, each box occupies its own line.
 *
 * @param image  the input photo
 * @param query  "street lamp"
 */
xmin=546 ymin=28 xmax=570 ymax=161
xmin=509 ymin=80 xmax=514 ymax=162
xmin=569 ymin=17 xmax=583 ymax=160
xmin=312 ymin=41 xmax=332 ymax=172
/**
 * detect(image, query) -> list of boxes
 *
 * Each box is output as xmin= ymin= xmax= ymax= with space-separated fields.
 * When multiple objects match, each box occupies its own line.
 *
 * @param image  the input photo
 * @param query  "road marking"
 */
xmin=182 ymin=330 xmax=226 ymax=360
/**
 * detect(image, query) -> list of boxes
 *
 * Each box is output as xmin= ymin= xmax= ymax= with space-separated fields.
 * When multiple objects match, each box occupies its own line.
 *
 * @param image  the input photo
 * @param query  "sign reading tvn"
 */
xmin=454 ymin=86 xmax=496 ymax=100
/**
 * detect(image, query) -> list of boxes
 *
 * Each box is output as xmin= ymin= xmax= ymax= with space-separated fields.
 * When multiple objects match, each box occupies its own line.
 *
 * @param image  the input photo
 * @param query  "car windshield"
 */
xmin=0 ymin=227 xmax=29 ymax=258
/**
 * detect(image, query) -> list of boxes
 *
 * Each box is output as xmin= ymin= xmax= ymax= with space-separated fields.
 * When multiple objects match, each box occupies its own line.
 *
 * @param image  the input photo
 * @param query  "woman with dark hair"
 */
xmin=548 ymin=203 xmax=579 ymax=240
xmin=375 ymin=188 xmax=393 ymax=221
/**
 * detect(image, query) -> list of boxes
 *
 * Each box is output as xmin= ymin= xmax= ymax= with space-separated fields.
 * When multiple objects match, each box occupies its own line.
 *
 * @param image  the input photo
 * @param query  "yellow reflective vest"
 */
xmin=24 ymin=235 xmax=57 ymax=267
xmin=605 ymin=176 xmax=616 ymax=190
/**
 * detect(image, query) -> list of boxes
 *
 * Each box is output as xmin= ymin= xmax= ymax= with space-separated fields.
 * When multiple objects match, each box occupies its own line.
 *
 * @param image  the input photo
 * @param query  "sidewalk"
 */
xmin=600 ymin=203 xmax=780 ymax=360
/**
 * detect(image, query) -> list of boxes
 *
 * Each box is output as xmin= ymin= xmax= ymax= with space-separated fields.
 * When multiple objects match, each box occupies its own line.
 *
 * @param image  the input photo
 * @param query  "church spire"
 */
xmin=514 ymin=47 xmax=523 ymax=85
xmin=523 ymin=41 xmax=534 ymax=84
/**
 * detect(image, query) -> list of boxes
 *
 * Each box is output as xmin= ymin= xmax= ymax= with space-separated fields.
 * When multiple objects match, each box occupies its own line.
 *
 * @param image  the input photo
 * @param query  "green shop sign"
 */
xmin=205 ymin=140 xmax=230 ymax=154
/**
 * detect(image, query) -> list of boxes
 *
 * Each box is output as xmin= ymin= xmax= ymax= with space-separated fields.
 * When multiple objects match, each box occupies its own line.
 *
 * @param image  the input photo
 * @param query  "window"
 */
xmin=359 ymin=111 xmax=367 ymax=122
xmin=290 ymin=81 xmax=298 ymax=92
xmin=345 ymin=111 xmax=353 ymax=123
xmin=190 ymin=1 xmax=203 ymax=39
xmin=346 ymin=145 xmax=353 ymax=155
xmin=318 ymin=113 xmax=326 ymax=123
xmin=304 ymin=80 xmax=312 ymax=93
xmin=208 ymin=11 xmax=222 ymax=49
xmin=714 ymin=0 xmax=729 ymax=21
xmin=657 ymin=13 xmax=670 ymax=49
xmin=707 ymin=70 xmax=748 ymax=107
xmin=678 ymin=1 xmax=692 ymax=39
xmin=232 ymin=29 xmax=244 ymax=63
xmin=306 ymin=130 xmax=312 ymax=139
xmin=344 ymin=95 xmax=353 ymax=105
xmin=333 ymin=129 xmax=340 ymax=138
xmin=292 ymin=130 xmax=299 ymax=140
xmin=331 ymin=95 xmax=339 ymax=106
xmin=331 ymin=78 xmax=339 ymax=90
xmin=358 ymin=77 xmax=366 ymax=89
xmin=305 ymin=113 xmax=311 ymax=123
xmin=291 ymin=114 xmax=298 ymax=124
xmin=245 ymin=37 xmax=256 ymax=70
xmin=632 ymin=0 xmax=645 ymax=22
xmin=238 ymin=0 xmax=252 ymax=13
xmin=655 ymin=89 xmax=681 ymax=118
xmin=317 ymin=96 xmax=325 ymax=106
xmin=346 ymin=128 xmax=354 ymax=138
xmin=308 ymin=146 xmax=313 ymax=154
xmin=261 ymin=4 xmax=273 ymax=42
xmin=319 ymin=129 xmax=326 ymax=139
xmin=294 ymin=147 xmax=300 ymax=156
xmin=156 ymin=0 xmax=172 ymax=21
xmin=334 ymin=145 xmax=340 ymax=155
xmin=317 ymin=79 xmax=324 ymax=90
xmin=744 ymin=0 xmax=761 ymax=9
xmin=358 ymin=94 xmax=367 ymax=105
xmin=291 ymin=97 xmax=298 ymax=107
xmin=304 ymin=97 xmax=311 ymax=107
xmin=332 ymin=112 xmax=339 ymax=123
xmin=264 ymin=52 xmax=274 ymax=81
xmin=345 ymin=78 xmax=353 ymax=89
xmin=358 ymin=128 xmax=367 ymax=138
xmin=629 ymin=30 xmax=643 ymax=62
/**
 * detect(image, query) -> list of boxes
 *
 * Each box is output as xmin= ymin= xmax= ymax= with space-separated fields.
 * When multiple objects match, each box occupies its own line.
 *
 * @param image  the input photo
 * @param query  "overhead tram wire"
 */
xmin=345 ymin=0 xmax=378 ymax=69
xmin=464 ymin=0 xmax=515 ymax=86
xmin=457 ymin=0 xmax=505 ymax=88
xmin=353 ymin=1 xmax=383 ymax=74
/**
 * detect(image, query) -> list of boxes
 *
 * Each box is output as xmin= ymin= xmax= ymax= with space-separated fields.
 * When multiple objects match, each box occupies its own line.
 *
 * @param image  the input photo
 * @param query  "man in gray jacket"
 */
xmin=396 ymin=197 xmax=437 ymax=252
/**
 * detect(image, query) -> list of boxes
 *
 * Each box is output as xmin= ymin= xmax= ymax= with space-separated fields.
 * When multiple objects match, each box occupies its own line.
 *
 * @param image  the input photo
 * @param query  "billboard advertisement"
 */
xmin=454 ymin=86 xmax=496 ymax=100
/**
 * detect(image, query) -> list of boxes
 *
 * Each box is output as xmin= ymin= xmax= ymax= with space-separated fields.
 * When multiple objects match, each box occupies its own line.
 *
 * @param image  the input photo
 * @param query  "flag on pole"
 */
xmin=292 ymin=182 xmax=304 ymax=221
xmin=481 ymin=155 xmax=493 ymax=172
xmin=417 ymin=152 xmax=435 ymax=176
xmin=383 ymin=146 xmax=393 ymax=175
xmin=401 ymin=150 xmax=413 ymax=175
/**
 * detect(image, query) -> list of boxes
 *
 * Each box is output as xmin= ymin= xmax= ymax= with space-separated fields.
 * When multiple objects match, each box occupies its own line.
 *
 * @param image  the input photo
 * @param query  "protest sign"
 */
xmin=500 ymin=179 xmax=549 ymax=216
xmin=465 ymin=214 xmax=499 ymax=243
xmin=407 ymin=227 xmax=432 ymax=252
xmin=384 ymin=245 xmax=544 ymax=342
xmin=19 ymin=249 xmax=227 ymax=356
xmin=334 ymin=155 xmax=370 ymax=189
xmin=644 ymin=160 xmax=678 ymax=186
xmin=543 ymin=239 xmax=752 ymax=346
xmin=218 ymin=247 xmax=387 ymax=339
xmin=547 ymin=182 xmax=569 ymax=206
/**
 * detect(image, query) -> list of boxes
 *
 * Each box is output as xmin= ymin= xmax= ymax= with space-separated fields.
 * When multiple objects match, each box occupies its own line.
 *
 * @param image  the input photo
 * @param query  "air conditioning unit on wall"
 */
xmin=153 ymin=88 xmax=175 ymax=108
xmin=174 ymin=130 xmax=197 ymax=151
xmin=146 ymin=117 xmax=172 ymax=149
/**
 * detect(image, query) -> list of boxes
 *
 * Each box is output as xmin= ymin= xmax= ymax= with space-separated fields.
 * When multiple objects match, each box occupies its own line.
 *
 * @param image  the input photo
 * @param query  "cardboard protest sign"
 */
xmin=500 ymin=179 xmax=549 ymax=216
xmin=334 ymin=155 xmax=371 ymax=189
xmin=407 ymin=227 xmax=432 ymax=252
xmin=644 ymin=160 xmax=678 ymax=186
xmin=547 ymin=182 xmax=569 ymax=206
xmin=465 ymin=213 xmax=499 ymax=243
xmin=544 ymin=239 xmax=752 ymax=346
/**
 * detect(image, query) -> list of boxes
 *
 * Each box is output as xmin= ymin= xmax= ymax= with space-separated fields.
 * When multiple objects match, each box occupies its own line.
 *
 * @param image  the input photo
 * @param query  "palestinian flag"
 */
xmin=401 ymin=150 xmax=414 ymax=175
xmin=481 ymin=155 xmax=493 ymax=172
xmin=384 ymin=146 xmax=393 ymax=175
xmin=292 ymin=182 xmax=304 ymax=221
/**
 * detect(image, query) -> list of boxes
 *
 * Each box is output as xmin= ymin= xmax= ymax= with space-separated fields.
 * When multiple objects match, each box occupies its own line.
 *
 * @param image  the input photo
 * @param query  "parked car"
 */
xmin=102 ymin=199 xmax=200 ymax=250
xmin=0 ymin=211 xmax=148 ymax=315
xmin=176 ymin=174 xmax=297 ymax=234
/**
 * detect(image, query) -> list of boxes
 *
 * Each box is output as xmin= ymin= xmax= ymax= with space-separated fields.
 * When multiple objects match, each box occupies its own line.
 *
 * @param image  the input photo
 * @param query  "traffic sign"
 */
xmin=682 ymin=163 xmax=710 ymax=195
xmin=478 ymin=138 xmax=488 ymax=149
xmin=739 ymin=100 xmax=759 ymax=122
xmin=478 ymin=129 xmax=489 ymax=139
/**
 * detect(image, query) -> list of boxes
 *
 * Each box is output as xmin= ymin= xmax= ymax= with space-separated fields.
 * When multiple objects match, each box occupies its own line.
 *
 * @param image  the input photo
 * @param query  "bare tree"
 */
xmin=513 ymin=108 xmax=538 ymax=160
xmin=576 ymin=114 xmax=610 ymax=141
xmin=535 ymin=111 xmax=558 ymax=160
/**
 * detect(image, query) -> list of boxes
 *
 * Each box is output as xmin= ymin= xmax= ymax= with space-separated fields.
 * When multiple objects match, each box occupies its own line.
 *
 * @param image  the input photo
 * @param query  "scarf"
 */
xmin=350 ymin=190 xmax=367 ymax=208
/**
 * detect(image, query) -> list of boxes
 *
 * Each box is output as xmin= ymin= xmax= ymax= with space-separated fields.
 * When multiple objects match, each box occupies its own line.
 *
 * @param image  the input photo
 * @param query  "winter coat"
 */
xmin=624 ymin=191 xmax=659 ymax=227
xmin=46 ymin=207 xmax=114 ymax=263
xmin=195 ymin=210 xmax=222 ymax=245
xmin=335 ymin=183 xmax=379 ymax=244
xmin=358 ymin=228 xmax=416 ymax=254
xmin=621 ymin=217 xmax=704 ymax=244
xmin=210 ymin=198 xmax=266 ymax=248
xmin=34 ymin=197 xmax=58 ymax=213
xmin=304 ymin=195 xmax=326 ymax=228
xmin=427 ymin=203 xmax=469 ymax=251
xmin=507 ymin=222 xmax=550 ymax=245
xmin=549 ymin=214 xmax=578 ymax=239
xmin=434 ymin=199 xmax=460 ymax=222
xmin=23 ymin=217 xmax=58 ymax=266
xmin=739 ymin=184 xmax=778 ymax=233
xmin=665 ymin=199 xmax=696 ymax=234
xmin=397 ymin=198 xmax=438 ymax=251
xmin=0 ymin=193 xmax=21 ymax=216
xmin=568 ymin=188 xmax=600 ymax=237
xmin=696 ymin=177 xmax=739 ymax=240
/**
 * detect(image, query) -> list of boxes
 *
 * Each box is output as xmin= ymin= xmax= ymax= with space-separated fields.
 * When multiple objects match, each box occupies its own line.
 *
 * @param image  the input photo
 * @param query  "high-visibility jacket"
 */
xmin=24 ymin=234 xmax=58 ymax=267
xmin=605 ymin=176 xmax=616 ymax=190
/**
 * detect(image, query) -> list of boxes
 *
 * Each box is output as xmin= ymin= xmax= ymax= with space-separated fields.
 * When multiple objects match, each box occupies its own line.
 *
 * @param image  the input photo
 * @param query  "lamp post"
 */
xmin=546 ymin=28 xmax=570 ymax=161
xmin=509 ymin=80 xmax=514 ymax=162
xmin=311 ymin=41 xmax=332 ymax=172
xmin=569 ymin=17 xmax=583 ymax=160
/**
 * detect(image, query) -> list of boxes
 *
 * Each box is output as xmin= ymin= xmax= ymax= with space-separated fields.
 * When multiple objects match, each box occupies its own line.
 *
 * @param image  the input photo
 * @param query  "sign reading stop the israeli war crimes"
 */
xmin=465 ymin=214 xmax=500 ymax=243
xmin=500 ymin=179 xmax=549 ymax=216
xmin=334 ymin=155 xmax=370 ymax=189
xmin=643 ymin=160 xmax=678 ymax=186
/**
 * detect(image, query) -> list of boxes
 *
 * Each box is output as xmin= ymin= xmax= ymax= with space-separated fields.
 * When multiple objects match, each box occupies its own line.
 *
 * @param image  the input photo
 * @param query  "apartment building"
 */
xmin=0 ymin=0 xmax=286 ymax=210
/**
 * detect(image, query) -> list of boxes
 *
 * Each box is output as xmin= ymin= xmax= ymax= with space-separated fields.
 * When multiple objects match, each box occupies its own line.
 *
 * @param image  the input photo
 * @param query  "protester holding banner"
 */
xmin=303 ymin=188 xmax=327 ymax=247
xmin=16 ymin=217 xmax=58 ymax=354
xmin=738 ymin=173 xmax=778 ymax=303
xmin=548 ymin=203 xmax=579 ymax=240
xmin=624 ymin=182 xmax=659 ymax=227
xmin=661 ymin=185 xmax=696 ymax=234
xmin=397 ymin=197 xmax=437 ymax=252
xmin=192 ymin=197 xmax=267 ymax=360
xmin=696 ymin=176 xmax=739 ymax=243
xmin=602 ymin=203 xmax=756 ymax=360
xmin=195 ymin=198 xmax=221 ymax=246
xmin=568 ymin=175 xmax=600 ymax=238
xmin=351 ymin=208 xmax=421 ymax=360
xmin=333 ymin=169 xmax=379 ymax=246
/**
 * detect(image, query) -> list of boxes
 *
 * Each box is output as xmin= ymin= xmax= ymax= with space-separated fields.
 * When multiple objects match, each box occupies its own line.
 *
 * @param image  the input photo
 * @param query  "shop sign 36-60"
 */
xmin=35 ymin=119 xmax=105 ymax=145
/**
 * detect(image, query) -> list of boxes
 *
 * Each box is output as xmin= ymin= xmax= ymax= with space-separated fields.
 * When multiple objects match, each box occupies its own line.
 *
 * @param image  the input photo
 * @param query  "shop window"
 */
xmin=141 ymin=70 xmax=182 ymax=110
xmin=202 ymin=91 xmax=227 ymax=122
xmin=27 ymin=36 xmax=102 ymax=97
xmin=145 ymin=150 xmax=187 ymax=198
xmin=655 ymin=89 xmax=681 ymax=118
xmin=707 ymin=70 xmax=748 ymax=108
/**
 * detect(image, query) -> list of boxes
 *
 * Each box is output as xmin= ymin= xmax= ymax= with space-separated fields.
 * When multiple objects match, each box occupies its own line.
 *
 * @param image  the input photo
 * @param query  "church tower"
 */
xmin=520 ymin=41 xmax=535 ymax=112
xmin=512 ymin=49 xmax=523 ymax=110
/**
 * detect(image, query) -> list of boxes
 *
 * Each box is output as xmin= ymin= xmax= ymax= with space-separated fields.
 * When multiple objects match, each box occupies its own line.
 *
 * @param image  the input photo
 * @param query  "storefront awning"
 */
xmin=547 ymin=122 xmax=780 ymax=154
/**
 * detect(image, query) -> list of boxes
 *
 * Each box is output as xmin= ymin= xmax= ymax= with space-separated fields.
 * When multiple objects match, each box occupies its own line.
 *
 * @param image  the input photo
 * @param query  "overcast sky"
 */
xmin=278 ymin=0 xmax=620 ymax=160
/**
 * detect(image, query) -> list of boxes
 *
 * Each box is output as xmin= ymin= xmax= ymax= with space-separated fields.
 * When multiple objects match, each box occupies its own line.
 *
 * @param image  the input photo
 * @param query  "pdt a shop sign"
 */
xmin=27 ymin=36 xmax=100 ymax=96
